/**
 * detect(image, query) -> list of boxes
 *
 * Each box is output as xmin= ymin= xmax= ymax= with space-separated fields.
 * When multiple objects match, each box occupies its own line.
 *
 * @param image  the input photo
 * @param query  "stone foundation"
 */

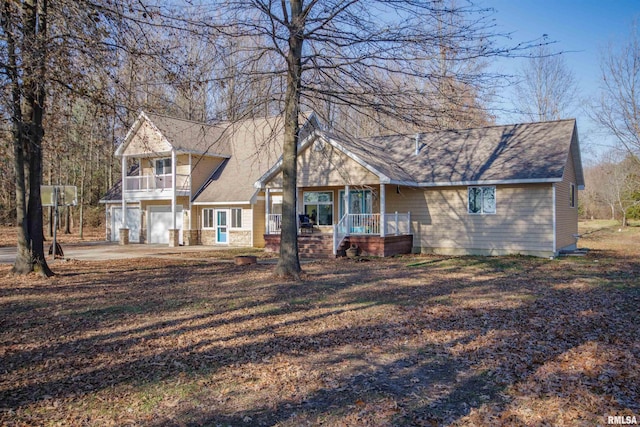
xmin=119 ymin=228 xmax=130 ymax=246
xmin=184 ymin=229 xmax=200 ymax=246
xmin=168 ymin=229 xmax=181 ymax=247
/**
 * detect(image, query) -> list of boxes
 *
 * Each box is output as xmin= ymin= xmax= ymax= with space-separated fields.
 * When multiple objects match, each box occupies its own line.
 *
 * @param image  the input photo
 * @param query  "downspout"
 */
xmin=552 ymin=184 xmax=557 ymax=257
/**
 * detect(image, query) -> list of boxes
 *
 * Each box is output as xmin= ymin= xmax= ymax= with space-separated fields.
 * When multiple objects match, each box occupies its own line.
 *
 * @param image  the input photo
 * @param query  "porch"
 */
xmin=265 ymin=212 xmax=412 ymax=257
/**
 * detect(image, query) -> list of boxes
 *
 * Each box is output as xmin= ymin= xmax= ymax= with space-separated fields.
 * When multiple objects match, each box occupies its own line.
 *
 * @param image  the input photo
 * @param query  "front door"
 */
xmin=216 ymin=210 xmax=228 ymax=244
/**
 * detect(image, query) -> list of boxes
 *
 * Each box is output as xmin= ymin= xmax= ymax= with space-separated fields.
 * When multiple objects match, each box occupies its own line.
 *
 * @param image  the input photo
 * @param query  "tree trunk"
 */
xmin=274 ymin=0 xmax=304 ymax=280
xmin=13 ymin=0 xmax=53 ymax=277
xmin=3 ymin=1 xmax=32 ymax=274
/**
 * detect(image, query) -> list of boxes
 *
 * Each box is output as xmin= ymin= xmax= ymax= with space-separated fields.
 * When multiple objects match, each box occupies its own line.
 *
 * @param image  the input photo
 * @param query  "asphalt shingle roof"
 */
xmin=323 ymin=119 xmax=580 ymax=186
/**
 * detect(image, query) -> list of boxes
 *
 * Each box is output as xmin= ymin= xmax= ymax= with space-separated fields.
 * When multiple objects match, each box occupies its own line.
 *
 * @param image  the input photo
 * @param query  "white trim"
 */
xmin=192 ymin=200 xmax=252 ymax=206
xmin=387 ymin=177 xmax=562 ymax=187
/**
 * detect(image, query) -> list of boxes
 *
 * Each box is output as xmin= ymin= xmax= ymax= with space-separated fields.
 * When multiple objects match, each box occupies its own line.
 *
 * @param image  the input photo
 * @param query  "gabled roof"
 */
xmin=256 ymin=118 xmax=584 ymax=188
xmin=115 ymin=111 xmax=232 ymax=158
xmin=191 ymin=115 xmax=288 ymax=204
xmin=192 ymin=112 xmax=320 ymax=203
xmin=107 ymin=111 xmax=319 ymax=204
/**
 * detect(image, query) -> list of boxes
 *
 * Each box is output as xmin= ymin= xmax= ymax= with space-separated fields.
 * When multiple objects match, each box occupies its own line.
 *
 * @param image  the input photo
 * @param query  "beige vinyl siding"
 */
xmin=194 ymin=204 xmax=254 ymax=247
xmin=253 ymin=197 xmax=266 ymax=247
xmin=386 ymin=184 xmax=555 ymax=256
xmin=555 ymin=145 xmax=579 ymax=251
xmin=268 ymin=143 xmax=380 ymax=187
xmin=123 ymin=120 xmax=171 ymax=156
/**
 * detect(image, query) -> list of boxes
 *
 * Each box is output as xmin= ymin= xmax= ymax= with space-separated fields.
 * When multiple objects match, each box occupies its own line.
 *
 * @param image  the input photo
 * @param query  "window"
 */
xmin=569 ymin=183 xmax=576 ymax=208
xmin=155 ymin=158 xmax=171 ymax=175
xmin=303 ymin=191 xmax=333 ymax=225
xmin=468 ymin=186 xmax=496 ymax=214
xmin=231 ymin=208 xmax=242 ymax=228
xmin=339 ymin=189 xmax=373 ymax=217
xmin=202 ymin=208 xmax=214 ymax=228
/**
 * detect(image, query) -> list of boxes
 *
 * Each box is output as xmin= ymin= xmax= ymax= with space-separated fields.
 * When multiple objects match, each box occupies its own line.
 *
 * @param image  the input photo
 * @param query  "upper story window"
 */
xmin=468 ymin=186 xmax=496 ymax=214
xmin=155 ymin=158 xmax=171 ymax=175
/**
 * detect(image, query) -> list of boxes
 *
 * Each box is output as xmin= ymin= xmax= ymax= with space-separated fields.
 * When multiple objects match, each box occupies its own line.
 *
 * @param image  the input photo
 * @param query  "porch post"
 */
xmin=172 ymin=149 xmax=177 ymax=230
xmin=171 ymin=149 xmax=177 ymax=246
xmin=265 ymin=188 xmax=270 ymax=234
xmin=344 ymin=185 xmax=350 ymax=235
xmin=380 ymin=184 xmax=386 ymax=237
xmin=121 ymin=156 xmax=127 ymax=229
xmin=188 ymin=153 xmax=192 ymax=230
xmin=395 ymin=211 xmax=399 ymax=236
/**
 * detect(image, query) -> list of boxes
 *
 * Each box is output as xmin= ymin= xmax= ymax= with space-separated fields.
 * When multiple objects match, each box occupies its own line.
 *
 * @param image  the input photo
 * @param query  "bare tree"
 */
xmin=0 ymin=0 xmax=168 ymax=275
xmin=584 ymin=152 xmax=640 ymax=225
xmin=591 ymin=23 xmax=640 ymax=157
xmin=514 ymin=43 xmax=578 ymax=122
xmin=197 ymin=0 xmax=536 ymax=279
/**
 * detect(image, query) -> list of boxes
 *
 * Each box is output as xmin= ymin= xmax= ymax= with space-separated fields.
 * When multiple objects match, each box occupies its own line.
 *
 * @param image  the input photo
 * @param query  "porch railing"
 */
xmin=385 ymin=212 xmax=411 ymax=236
xmin=125 ymin=174 xmax=191 ymax=192
xmin=332 ymin=212 xmax=411 ymax=255
xmin=333 ymin=214 xmax=349 ymax=255
xmin=266 ymin=214 xmax=282 ymax=234
xmin=267 ymin=212 xmax=411 ymax=254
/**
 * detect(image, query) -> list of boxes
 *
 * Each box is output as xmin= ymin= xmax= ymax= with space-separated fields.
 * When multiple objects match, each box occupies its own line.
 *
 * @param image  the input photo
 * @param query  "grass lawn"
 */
xmin=0 ymin=220 xmax=638 ymax=426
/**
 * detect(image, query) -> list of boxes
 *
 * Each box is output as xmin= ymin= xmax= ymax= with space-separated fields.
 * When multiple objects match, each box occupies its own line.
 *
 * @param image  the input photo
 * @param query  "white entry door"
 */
xmin=111 ymin=207 xmax=141 ymax=242
xmin=148 ymin=206 xmax=183 ymax=244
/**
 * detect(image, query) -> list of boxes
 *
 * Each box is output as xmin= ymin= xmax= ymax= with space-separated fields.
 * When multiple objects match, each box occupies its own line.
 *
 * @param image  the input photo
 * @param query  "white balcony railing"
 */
xmin=125 ymin=174 xmax=191 ymax=192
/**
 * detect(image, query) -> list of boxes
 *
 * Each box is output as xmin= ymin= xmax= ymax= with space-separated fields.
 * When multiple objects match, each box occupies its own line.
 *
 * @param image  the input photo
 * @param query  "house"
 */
xmin=102 ymin=113 xmax=584 ymax=258
xmin=100 ymin=111 xmax=317 ymax=247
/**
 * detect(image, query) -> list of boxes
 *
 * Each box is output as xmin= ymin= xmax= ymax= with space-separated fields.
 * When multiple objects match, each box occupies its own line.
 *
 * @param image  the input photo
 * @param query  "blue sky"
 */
xmin=482 ymin=0 xmax=639 ymax=162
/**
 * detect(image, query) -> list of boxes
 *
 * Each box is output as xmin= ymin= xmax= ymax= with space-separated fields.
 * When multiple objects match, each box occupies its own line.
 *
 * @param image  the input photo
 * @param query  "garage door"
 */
xmin=111 ymin=207 xmax=141 ymax=242
xmin=148 ymin=206 xmax=183 ymax=244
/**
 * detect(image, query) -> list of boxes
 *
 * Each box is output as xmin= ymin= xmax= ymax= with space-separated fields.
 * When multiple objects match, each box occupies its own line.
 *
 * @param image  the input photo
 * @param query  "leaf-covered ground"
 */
xmin=0 ymin=221 xmax=638 ymax=426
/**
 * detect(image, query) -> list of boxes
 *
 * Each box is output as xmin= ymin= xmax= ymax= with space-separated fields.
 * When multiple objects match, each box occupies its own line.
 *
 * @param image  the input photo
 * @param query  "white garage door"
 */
xmin=148 ymin=206 xmax=183 ymax=244
xmin=111 ymin=207 xmax=141 ymax=242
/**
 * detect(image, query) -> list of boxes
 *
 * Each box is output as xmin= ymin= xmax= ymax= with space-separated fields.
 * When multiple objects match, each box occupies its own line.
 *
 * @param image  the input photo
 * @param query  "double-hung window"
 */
xmin=468 ymin=186 xmax=496 ymax=214
xmin=202 ymin=208 xmax=214 ymax=228
xmin=230 ymin=208 xmax=242 ymax=228
xmin=202 ymin=208 xmax=242 ymax=229
xmin=155 ymin=158 xmax=171 ymax=175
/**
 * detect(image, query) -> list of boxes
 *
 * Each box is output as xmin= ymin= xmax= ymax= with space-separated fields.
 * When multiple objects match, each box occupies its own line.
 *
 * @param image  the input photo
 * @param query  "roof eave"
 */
xmin=387 ymin=177 xmax=563 ymax=187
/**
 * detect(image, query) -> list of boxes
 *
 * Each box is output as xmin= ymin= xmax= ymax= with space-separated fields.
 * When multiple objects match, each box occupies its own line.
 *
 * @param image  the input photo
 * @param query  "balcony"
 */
xmin=124 ymin=174 xmax=191 ymax=199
